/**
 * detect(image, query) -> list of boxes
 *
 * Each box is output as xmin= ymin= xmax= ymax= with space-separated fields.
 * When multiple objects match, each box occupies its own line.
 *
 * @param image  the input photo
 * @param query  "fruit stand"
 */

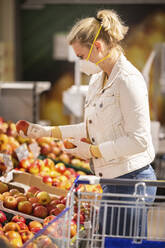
xmin=0 ymin=117 xmax=102 ymax=247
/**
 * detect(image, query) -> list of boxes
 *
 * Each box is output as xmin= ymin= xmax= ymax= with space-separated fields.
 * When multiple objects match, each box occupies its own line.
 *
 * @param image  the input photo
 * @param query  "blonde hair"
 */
xmin=67 ymin=9 xmax=129 ymax=49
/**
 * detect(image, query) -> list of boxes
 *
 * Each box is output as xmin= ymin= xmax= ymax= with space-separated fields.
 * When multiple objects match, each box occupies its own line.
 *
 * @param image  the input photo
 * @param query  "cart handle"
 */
xmin=76 ymin=175 xmax=165 ymax=188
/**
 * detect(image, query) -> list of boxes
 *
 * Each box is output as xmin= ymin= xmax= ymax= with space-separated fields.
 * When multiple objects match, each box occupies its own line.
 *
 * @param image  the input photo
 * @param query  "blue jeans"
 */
xmin=99 ymin=165 xmax=157 ymax=237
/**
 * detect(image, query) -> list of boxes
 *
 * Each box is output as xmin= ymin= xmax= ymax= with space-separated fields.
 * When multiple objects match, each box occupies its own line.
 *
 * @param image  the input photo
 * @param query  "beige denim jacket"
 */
xmin=60 ymin=54 xmax=155 ymax=178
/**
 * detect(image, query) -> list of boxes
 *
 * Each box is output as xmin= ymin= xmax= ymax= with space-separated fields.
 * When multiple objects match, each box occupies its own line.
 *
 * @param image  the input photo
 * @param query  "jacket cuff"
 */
xmin=99 ymin=141 xmax=118 ymax=162
xmin=59 ymin=122 xmax=87 ymax=140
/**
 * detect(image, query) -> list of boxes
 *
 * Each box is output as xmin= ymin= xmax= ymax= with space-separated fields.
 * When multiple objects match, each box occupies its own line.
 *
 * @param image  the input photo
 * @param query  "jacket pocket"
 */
xmin=97 ymin=94 xmax=116 ymax=112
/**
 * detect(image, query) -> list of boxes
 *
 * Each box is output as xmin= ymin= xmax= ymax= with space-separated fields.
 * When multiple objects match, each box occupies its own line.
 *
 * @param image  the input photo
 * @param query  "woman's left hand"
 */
xmin=63 ymin=139 xmax=92 ymax=160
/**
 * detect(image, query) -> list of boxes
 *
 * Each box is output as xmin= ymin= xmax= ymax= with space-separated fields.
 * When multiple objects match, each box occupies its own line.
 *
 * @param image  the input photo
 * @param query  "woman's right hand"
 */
xmin=16 ymin=120 xmax=52 ymax=139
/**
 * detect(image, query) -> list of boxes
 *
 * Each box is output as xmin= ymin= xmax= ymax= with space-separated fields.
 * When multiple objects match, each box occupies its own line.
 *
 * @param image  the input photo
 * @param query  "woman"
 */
xmin=17 ymin=9 xmax=156 ymax=238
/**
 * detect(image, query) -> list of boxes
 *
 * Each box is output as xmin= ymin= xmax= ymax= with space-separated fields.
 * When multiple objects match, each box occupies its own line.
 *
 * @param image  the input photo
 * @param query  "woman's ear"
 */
xmin=94 ymin=41 xmax=102 ymax=52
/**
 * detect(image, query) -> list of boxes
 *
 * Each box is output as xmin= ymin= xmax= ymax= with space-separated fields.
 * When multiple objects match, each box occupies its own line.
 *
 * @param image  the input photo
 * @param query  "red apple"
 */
xmin=27 ymin=186 xmax=40 ymax=196
xmin=60 ymin=197 xmax=67 ymax=205
xmin=73 ymin=213 xmax=85 ymax=224
xmin=5 ymin=230 xmax=23 ymax=247
xmin=32 ymin=202 xmax=42 ymax=209
xmin=16 ymin=196 xmax=27 ymax=204
xmin=43 ymin=215 xmax=56 ymax=226
xmin=70 ymin=221 xmax=77 ymax=238
xmin=49 ymin=208 xmax=61 ymax=216
xmin=18 ymin=201 xmax=32 ymax=215
xmin=50 ymin=199 xmax=61 ymax=206
xmin=19 ymin=159 xmax=31 ymax=169
xmin=43 ymin=158 xmax=54 ymax=169
xmin=9 ymin=188 xmax=20 ymax=196
xmin=28 ymin=221 xmax=43 ymax=231
xmin=5 ymin=229 xmax=22 ymax=239
xmin=42 ymin=176 xmax=53 ymax=186
xmin=12 ymin=215 xmax=26 ymax=223
xmin=17 ymin=222 xmax=29 ymax=231
xmin=26 ymin=191 xmax=34 ymax=199
xmin=40 ymin=143 xmax=51 ymax=155
xmin=49 ymin=170 xmax=61 ymax=178
xmin=67 ymin=167 xmax=77 ymax=175
xmin=51 ymin=146 xmax=61 ymax=156
xmin=16 ymin=120 xmax=29 ymax=135
xmin=15 ymin=192 xmax=25 ymax=198
xmin=2 ymin=192 xmax=10 ymax=199
xmin=28 ymin=162 xmax=40 ymax=175
xmin=3 ymin=196 xmax=17 ymax=210
xmin=3 ymin=222 xmax=20 ymax=232
xmin=35 ymin=235 xmax=52 ymax=246
xmin=28 ymin=197 xmax=38 ymax=205
xmin=0 ymin=211 xmax=7 ymax=223
xmin=59 ymin=153 xmax=70 ymax=164
xmin=52 ymin=178 xmax=61 ymax=187
xmin=55 ymin=163 xmax=66 ymax=173
xmin=20 ymin=230 xmax=34 ymax=243
xmin=64 ymin=169 xmax=72 ymax=178
xmin=33 ymin=205 xmax=48 ymax=219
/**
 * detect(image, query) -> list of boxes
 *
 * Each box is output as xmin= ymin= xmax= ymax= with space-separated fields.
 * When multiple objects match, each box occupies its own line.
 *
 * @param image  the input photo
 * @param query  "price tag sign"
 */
xmin=0 ymin=153 xmax=13 ymax=180
xmin=29 ymin=142 xmax=40 ymax=159
xmin=3 ymin=154 xmax=13 ymax=171
xmin=1 ymin=170 xmax=13 ymax=183
xmin=15 ymin=143 xmax=29 ymax=161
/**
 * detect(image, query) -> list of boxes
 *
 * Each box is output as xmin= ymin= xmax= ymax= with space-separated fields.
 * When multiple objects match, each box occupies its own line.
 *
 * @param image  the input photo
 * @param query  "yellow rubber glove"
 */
xmin=51 ymin=126 xmax=62 ymax=139
xmin=90 ymin=145 xmax=102 ymax=158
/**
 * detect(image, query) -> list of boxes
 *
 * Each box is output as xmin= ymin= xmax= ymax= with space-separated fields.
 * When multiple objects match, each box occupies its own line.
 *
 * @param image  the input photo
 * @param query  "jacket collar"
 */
xmin=86 ymin=54 xmax=126 ymax=104
xmin=103 ymin=53 xmax=126 ymax=90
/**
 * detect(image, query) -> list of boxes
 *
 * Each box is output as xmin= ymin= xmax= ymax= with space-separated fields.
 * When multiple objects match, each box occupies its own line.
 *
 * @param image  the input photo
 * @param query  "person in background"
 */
xmin=17 ymin=9 xmax=157 ymax=238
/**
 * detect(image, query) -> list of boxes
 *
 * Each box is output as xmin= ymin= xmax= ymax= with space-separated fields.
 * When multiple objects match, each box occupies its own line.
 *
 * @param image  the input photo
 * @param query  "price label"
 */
xmin=15 ymin=144 xmax=29 ymax=161
xmin=0 ymin=153 xmax=13 ymax=178
xmin=29 ymin=142 xmax=40 ymax=159
xmin=3 ymin=154 xmax=13 ymax=171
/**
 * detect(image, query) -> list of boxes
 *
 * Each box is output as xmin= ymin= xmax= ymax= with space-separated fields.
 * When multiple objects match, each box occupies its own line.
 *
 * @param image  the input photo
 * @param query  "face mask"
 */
xmin=79 ymin=25 xmax=110 ymax=76
xmin=79 ymin=60 xmax=102 ymax=76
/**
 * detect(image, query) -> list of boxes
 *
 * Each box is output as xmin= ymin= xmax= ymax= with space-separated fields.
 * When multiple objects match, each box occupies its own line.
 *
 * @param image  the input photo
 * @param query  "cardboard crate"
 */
xmin=11 ymin=170 xmax=68 ymax=197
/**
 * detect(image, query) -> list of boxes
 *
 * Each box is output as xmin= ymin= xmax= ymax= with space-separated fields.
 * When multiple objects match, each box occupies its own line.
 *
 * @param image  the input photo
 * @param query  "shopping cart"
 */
xmin=22 ymin=176 xmax=165 ymax=248
xmin=66 ymin=176 xmax=165 ymax=248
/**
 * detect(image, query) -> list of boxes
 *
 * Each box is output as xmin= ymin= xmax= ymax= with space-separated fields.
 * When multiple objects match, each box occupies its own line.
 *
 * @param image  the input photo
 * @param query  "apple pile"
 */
xmin=0 ymin=183 xmax=67 ymax=220
xmin=0 ymin=210 xmax=59 ymax=247
xmin=37 ymin=137 xmax=90 ymax=170
xmin=0 ymin=211 xmax=42 ymax=247
xmin=0 ymin=117 xmax=90 ymax=176
xmin=17 ymin=157 xmax=79 ymax=190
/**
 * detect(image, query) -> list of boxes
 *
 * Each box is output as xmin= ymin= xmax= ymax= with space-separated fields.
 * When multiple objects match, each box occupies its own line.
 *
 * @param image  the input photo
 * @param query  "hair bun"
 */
xmin=97 ymin=9 xmax=128 ymax=42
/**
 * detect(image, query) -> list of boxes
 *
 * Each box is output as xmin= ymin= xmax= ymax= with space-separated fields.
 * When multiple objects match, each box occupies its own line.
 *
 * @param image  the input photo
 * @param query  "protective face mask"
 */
xmin=79 ymin=60 xmax=102 ymax=76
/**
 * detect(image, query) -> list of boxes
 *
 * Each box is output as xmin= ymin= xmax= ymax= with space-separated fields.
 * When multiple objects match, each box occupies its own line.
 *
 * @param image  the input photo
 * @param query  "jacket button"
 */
xmin=99 ymin=103 xmax=103 ymax=108
xmin=99 ymin=172 xmax=103 ymax=177
xmin=89 ymin=119 xmax=92 ymax=124
xmin=102 ymin=89 xmax=105 ymax=94
xmin=91 ymin=137 xmax=95 ymax=143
